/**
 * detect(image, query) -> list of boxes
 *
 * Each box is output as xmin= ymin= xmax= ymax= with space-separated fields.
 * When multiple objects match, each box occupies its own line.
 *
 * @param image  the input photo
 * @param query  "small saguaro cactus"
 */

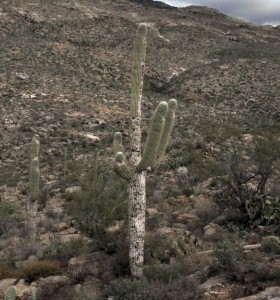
xmin=27 ymin=135 xmax=40 ymax=244
xmin=5 ymin=287 xmax=16 ymax=300
xmin=113 ymin=23 xmax=177 ymax=278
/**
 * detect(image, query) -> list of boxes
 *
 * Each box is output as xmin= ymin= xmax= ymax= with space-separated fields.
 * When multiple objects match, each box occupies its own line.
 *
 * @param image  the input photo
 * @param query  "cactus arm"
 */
xmin=114 ymin=152 xmax=132 ymax=180
xmin=154 ymin=98 xmax=177 ymax=167
xmin=136 ymin=101 xmax=168 ymax=172
xmin=5 ymin=287 xmax=16 ymax=300
xmin=113 ymin=132 xmax=124 ymax=155
xmin=131 ymin=23 xmax=147 ymax=119
xmin=29 ymin=158 xmax=40 ymax=202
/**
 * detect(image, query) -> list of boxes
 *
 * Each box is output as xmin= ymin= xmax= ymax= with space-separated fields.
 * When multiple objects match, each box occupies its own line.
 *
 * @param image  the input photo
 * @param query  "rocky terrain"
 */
xmin=0 ymin=0 xmax=280 ymax=299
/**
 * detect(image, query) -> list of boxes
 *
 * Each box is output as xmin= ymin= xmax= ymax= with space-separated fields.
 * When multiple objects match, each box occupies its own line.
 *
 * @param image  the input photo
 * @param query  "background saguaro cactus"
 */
xmin=113 ymin=23 xmax=177 ymax=278
xmin=27 ymin=135 xmax=40 ymax=244
xmin=5 ymin=287 xmax=16 ymax=300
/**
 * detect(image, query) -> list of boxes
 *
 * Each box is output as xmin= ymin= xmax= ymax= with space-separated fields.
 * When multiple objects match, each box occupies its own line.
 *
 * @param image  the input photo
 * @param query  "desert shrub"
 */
xmin=213 ymin=135 xmax=280 ymax=226
xmin=65 ymin=161 xmax=128 ymax=250
xmin=45 ymin=237 xmax=92 ymax=267
xmin=14 ymin=242 xmax=40 ymax=261
xmin=260 ymin=236 xmax=280 ymax=254
xmin=20 ymin=260 xmax=61 ymax=283
xmin=143 ymin=258 xmax=193 ymax=283
xmin=0 ymin=201 xmax=25 ymax=238
xmin=212 ymin=239 xmax=245 ymax=277
xmin=103 ymin=276 xmax=201 ymax=300
xmin=0 ymin=263 xmax=17 ymax=279
xmin=166 ymin=155 xmax=182 ymax=170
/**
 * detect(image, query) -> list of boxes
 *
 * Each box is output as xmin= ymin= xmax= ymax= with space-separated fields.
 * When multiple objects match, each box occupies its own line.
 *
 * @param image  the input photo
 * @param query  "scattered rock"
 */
xmin=57 ymin=222 xmax=69 ymax=231
xmin=203 ymin=223 xmax=222 ymax=237
xmin=105 ymin=220 xmax=124 ymax=233
xmin=235 ymin=287 xmax=280 ymax=299
xmin=146 ymin=208 xmax=159 ymax=215
xmin=65 ymin=186 xmax=81 ymax=194
xmin=37 ymin=276 xmax=70 ymax=295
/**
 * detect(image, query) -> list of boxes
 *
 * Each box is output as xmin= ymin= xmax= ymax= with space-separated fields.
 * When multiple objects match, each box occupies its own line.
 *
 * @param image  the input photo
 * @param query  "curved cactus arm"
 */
xmin=114 ymin=152 xmax=132 ymax=180
xmin=136 ymin=101 xmax=168 ymax=172
xmin=30 ymin=135 xmax=40 ymax=161
xmin=131 ymin=23 xmax=147 ymax=119
xmin=5 ymin=287 xmax=16 ymax=300
xmin=113 ymin=132 xmax=124 ymax=155
xmin=154 ymin=98 xmax=177 ymax=168
xmin=29 ymin=158 xmax=40 ymax=202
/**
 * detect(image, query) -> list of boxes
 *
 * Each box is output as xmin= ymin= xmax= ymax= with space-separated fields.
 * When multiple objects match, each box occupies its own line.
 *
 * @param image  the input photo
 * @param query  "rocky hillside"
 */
xmin=0 ymin=0 xmax=280 ymax=299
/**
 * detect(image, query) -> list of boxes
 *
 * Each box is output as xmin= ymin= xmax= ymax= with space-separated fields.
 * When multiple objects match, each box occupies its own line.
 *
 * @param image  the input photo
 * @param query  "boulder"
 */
xmin=37 ymin=276 xmax=70 ymax=296
xmin=203 ymin=223 xmax=222 ymax=238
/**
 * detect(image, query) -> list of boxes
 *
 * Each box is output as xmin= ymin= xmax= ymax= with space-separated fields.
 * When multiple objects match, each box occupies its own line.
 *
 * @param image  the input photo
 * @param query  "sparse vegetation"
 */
xmin=0 ymin=0 xmax=280 ymax=299
xmin=20 ymin=260 xmax=61 ymax=283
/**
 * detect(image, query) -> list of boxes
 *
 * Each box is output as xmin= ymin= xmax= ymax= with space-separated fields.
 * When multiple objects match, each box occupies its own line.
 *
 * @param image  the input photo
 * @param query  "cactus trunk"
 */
xmin=27 ymin=136 xmax=40 ymax=245
xmin=128 ymin=172 xmax=146 ymax=278
xmin=26 ymin=198 xmax=38 ymax=245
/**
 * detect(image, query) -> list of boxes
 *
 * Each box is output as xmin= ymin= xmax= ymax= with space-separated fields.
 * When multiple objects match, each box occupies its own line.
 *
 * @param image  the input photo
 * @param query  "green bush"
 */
xmin=260 ymin=236 xmax=280 ymax=254
xmin=65 ymin=162 xmax=128 ymax=250
xmin=213 ymin=239 xmax=244 ymax=271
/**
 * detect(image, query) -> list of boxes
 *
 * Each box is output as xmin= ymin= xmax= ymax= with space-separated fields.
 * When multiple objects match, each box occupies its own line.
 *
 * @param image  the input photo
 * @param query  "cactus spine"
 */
xmin=113 ymin=24 xmax=177 ymax=278
xmin=5 ymin=287 xmax=16 ymax=300
xmin=27 ymin=135 xmax=40 ymax=244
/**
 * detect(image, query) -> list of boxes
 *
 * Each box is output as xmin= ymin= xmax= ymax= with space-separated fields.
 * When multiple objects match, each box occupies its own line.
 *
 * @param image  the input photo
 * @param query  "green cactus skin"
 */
xmin=29 ymin=288 xmax=37 ymax=300
xmin=131 ymin=23 xmax=147 ymax=118
xmin=29 ymin=158 xmax=40 ymax=202
xmin=136 ymin=101 xmax=168 ymax=172
xmin=154 ymin=98 xmax=177 ymax=167
xmin=114 ymin=152 xmax=131 ymax=180
xmin=113 ymin=132 xmax=124 ymax=155
xmin=30 ymin=135 xmax=40 ymax=161
xmin=5 ymin=287 xmax=16 ymax=300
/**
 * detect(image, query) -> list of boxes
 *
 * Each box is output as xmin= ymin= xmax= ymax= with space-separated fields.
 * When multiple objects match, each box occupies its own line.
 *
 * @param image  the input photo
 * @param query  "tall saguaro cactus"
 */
xmin=113 ymin=23 xmax=177 ymax=278
xmin=27 ymin=135 xmax=40 ymax=244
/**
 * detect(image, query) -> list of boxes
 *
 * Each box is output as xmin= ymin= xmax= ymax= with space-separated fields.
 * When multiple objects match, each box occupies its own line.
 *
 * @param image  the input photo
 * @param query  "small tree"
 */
xmin=113 ymin=23 xmax=177 ymax=278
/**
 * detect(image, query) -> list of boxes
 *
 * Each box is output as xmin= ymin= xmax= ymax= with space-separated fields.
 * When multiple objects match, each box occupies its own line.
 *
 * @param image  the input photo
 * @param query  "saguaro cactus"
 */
xmin=27 ymin=135 xmax=40 ymax=244
xmin=5 ymin=287 xmax=16 ymax=300
xmin=113 ymin=23 xmax=177 ymax=278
